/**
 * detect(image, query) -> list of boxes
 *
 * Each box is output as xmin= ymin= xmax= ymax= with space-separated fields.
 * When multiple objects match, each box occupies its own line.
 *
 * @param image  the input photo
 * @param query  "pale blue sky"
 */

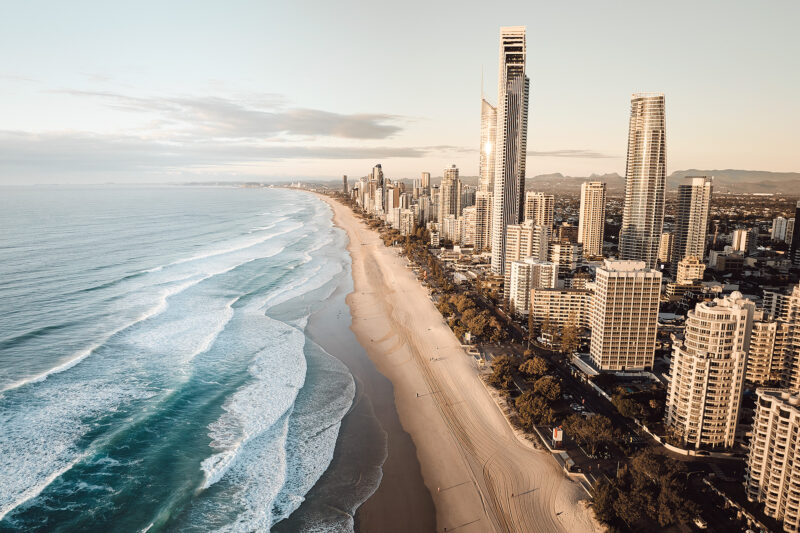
xmin=0 ymin=0 xmax=798 ymax=183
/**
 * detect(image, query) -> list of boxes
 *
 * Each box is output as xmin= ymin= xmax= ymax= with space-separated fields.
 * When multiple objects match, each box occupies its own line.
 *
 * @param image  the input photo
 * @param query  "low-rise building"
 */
xmin=530 ymin=288 xmax=591 ymax=330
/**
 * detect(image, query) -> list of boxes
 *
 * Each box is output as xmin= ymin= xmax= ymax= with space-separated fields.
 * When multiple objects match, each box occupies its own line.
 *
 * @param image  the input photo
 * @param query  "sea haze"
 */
xmin=0 ymin=186 xmax=365 ymax=532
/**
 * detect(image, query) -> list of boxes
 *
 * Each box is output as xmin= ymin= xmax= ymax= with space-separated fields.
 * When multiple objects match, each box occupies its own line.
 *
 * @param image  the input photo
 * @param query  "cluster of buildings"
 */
xmin=341 ymin=25 xmax=800 ymax=531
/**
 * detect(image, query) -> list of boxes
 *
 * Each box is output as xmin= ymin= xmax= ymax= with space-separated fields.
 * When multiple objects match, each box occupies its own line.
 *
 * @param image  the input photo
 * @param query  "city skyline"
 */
xmin=1 ymin=1 xmax=798 ymax=184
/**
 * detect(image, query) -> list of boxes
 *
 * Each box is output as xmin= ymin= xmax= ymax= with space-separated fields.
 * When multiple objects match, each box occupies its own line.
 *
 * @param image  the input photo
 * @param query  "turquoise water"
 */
xmin=0 ymin=186 xmax=363 ymax=531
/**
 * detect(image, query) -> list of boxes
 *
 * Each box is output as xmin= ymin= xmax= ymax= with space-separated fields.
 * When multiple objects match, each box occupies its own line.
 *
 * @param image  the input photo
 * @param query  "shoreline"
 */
xmin=275 ymin=196 xmax=436 ymax=533
xmin=317 ymin=192 xmax=600 ymax=533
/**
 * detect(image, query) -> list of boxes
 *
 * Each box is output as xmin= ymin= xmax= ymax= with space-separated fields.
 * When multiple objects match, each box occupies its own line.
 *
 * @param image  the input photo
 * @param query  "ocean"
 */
xmin=0 ymin=186 xmax=380 ymax=532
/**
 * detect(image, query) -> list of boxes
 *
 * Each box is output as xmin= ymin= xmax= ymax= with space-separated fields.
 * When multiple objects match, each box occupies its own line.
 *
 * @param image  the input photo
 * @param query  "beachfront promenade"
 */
xmin=319 ymin=193 xmax=598 ymax=533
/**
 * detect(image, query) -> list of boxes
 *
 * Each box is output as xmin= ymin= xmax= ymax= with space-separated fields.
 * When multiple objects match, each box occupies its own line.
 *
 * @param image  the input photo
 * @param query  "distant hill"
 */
xmin=668 ymin=170 xmax=800 ymax=193
xmin=523 ymin=170 xmax=800 ymax=195
xmin=310 ymin=169 xmax=800 ymax=195
xmin=525 ymin=173 xmax=625 ymax=194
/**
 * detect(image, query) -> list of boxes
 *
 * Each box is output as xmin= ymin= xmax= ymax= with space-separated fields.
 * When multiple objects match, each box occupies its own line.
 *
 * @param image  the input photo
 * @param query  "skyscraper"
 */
xmin=665 ymin=292 xmax=753 ymax=449
xmin=342 ymin=175 xmax=348 ymax=195
xmin=421 ymin=171 xmax=431 ymax=193
xmin=480 ymin=98 xmax=497 ymax=193
xmin=590 ymin=260 xmax=661 ymax=371
xmin=619 ymin=93 xmax=667 ymax=269
xmin=438 ymin=165 xmax=462 ymax=224
xmin=491 ymin=26 xmax=529 ymax=274
xmin=578 ymin=181 xmax=606 ymax=257
xmin=671 ymin=176 xmax=712 ymax=274
xmin=523 ymin=192 xmax=554 ymax=228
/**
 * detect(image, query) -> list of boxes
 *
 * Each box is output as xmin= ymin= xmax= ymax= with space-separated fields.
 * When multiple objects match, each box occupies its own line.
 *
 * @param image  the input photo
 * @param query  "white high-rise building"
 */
xmin=399 ymin=209 xmax=416 ymax=237
xmin=671 ymin=176 xmax=712 ymax=272
xmin=438 ymin=165 xmax=462 ymax=224
xmin=417 ymin=196 xmax=433 ymax=225
xmin=665 ymin=292 xmax=753 ymax=449
xmin=502 ymin=221 xmax=550 ymax=300
xmin=590 ymin=260 xmax=661 ymax=371
xmin=746 ymin=388 xmax=800 ymax=533
xmin=480 ymin=98 xmax=497 ymax=193
xmin=441 ymin=215 xmax=464 ymax=244
xmin=491 ymin=26 xmax=530 ymax=275
xmin=475 ymin=191 xmax=492 ymax=251
xmin=462 ymin=206 xmax=477 ymax=246
xmin=772 ymin=216 xmax=789 ymax=242
xmin=746 ymin=316 xmax=788 ymax=385
xmin=548 ymin=240 xmax=582 ymax=278
xmin=508 ymin=258 xmax=557 ymax=315
xmin=529 ymin=259 xmax=558 ymax=290
xmin=508 ymin=261 xmax=532 ymax=315
xmin=619 ymin=94 xmax=667 ymax=269
xmin=732 ymin=227 xmax=758 ymax=254
xmin=578 ymin=181 xmax=606 ymax=258
xmin=523 ymin=192 xmax=554 ymax=228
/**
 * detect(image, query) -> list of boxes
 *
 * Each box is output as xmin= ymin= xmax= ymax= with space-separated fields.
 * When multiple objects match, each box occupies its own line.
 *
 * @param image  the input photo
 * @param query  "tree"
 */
xmin=612 ymin=392 xmax=645 ymax=420
xmin=436 ymin=299 xmax=453 ymax=316
xmin=560 ymin=312 xmax=580 ymax=354
xmin=461 ymin=307 xmax=478 ymax=324
xmin=519 ymin=356 xmax=548 ymax=379
xmin=453 ymin=294 xmax=475 ymax=314
xmin=541 ymin=312 xmax=560 ymax=347
xmin=487 ymin=355 xmax=514 ymax=390
xmin=488 ymin=317 xmax=506 ymax=343
xmin=465 ymin=310 xmax=490 ymax=339
xmin=562 ymin=413 xmax=613 ymax=455
xmin=540 ymin=312 xmax=552 ymax=339
xmin=592 ymin=480 xmax=618 ymax=524
xmin=516 ymin=391 xmax=555 ymax=429
xmin=533 ymin=375 xmax=561 ymax=402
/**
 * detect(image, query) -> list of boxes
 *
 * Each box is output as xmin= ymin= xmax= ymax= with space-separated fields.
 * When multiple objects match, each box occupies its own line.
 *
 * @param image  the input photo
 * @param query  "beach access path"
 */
xmin=319 ymin=194 xmax=599 ymax=533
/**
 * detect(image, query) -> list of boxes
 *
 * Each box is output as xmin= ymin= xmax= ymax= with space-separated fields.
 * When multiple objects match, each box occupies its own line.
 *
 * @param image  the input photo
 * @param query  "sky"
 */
xmin=0 ymin=0 xmax=798 ymax=184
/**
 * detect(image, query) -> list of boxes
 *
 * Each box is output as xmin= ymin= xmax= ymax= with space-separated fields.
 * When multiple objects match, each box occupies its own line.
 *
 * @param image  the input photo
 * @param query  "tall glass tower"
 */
xmin=479 ymin=98 xmax=497 ymax=193
xmin=491 ymin=26 xmax=529 ymax=274
xmin=619 ymin=93 xmax=666 ymax=269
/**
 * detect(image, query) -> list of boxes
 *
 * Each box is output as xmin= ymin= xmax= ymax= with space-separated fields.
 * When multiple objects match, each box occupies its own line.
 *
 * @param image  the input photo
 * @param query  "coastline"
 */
xmin=275 ymin=196 xmax=436 ymax=533
xmin=317 ymin=192 xmax=600 ymax=533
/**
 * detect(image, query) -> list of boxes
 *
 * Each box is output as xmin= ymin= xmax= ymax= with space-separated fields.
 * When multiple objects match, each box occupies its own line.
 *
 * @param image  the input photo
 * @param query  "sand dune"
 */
xmin=320 ymin=194 xmax=599 ymax=533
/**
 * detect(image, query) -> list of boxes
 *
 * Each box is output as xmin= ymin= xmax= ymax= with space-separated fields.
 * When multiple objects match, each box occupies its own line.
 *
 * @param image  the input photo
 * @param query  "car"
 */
xmin=693 ymin=516 xmax=708 ymax=529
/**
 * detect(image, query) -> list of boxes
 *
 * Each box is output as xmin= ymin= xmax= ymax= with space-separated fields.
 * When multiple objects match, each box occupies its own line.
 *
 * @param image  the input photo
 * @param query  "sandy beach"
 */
xmin=318 ymin=193 xmax=599 ymax=533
